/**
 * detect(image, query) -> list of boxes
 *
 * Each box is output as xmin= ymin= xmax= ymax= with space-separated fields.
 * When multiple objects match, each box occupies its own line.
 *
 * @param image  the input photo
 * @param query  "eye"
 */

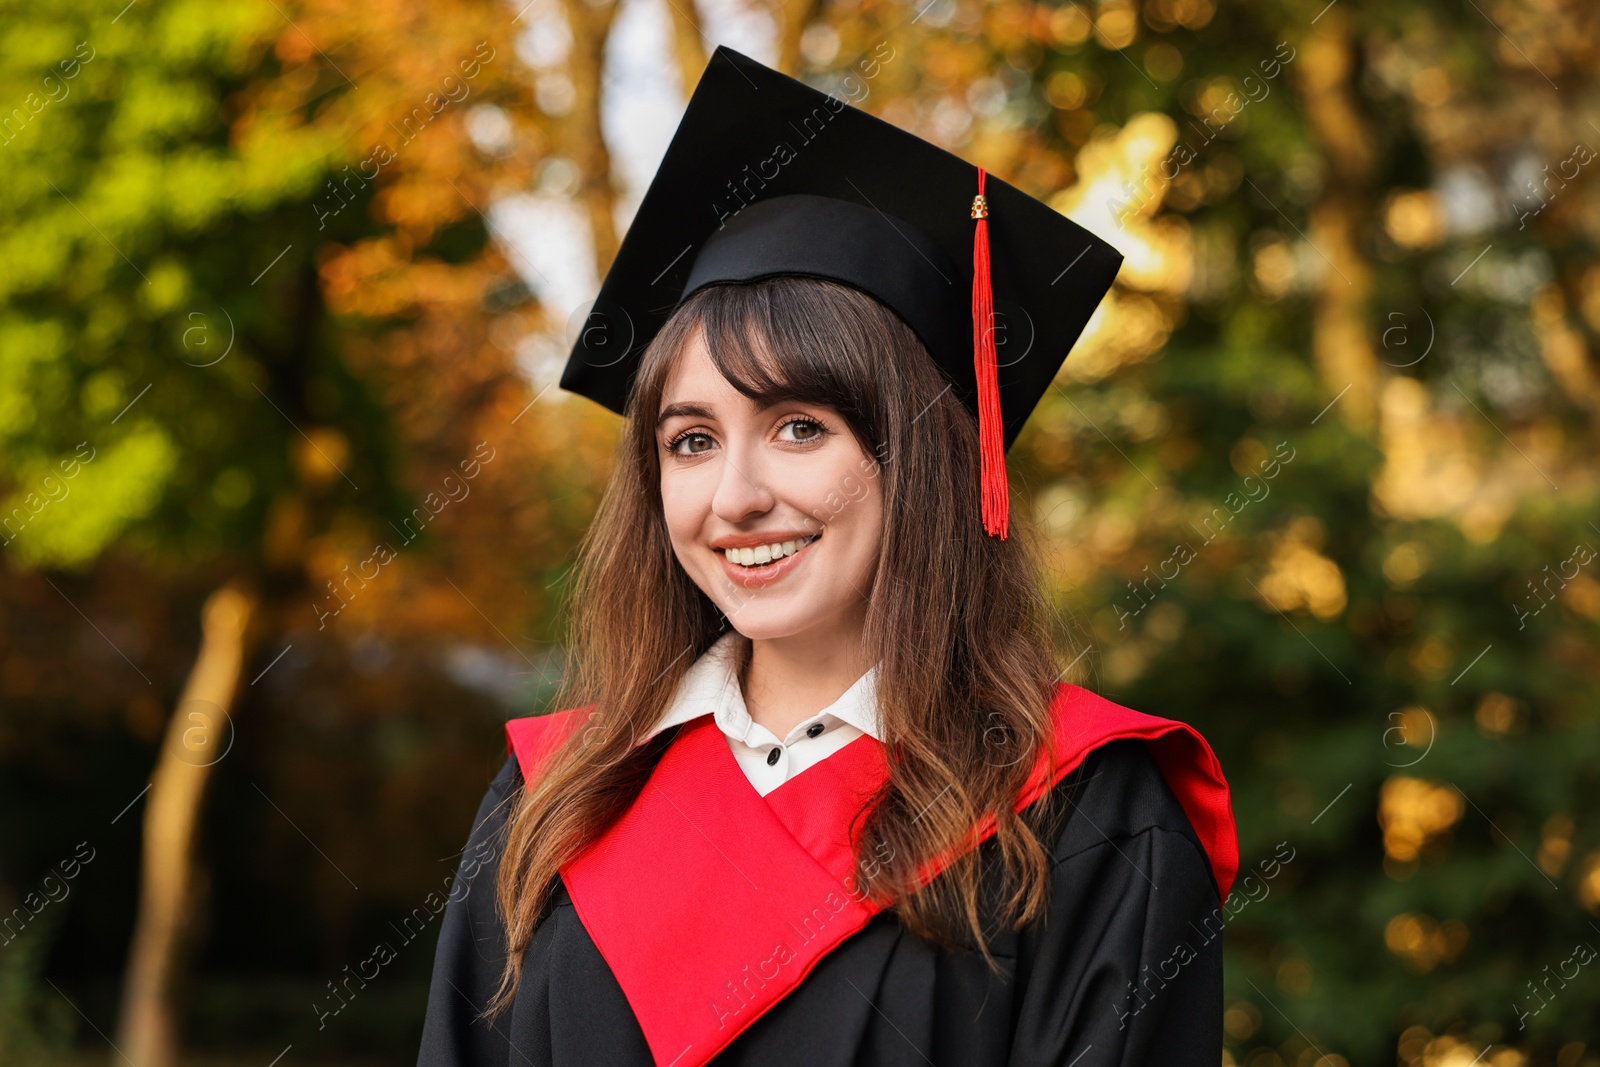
xmin=776 ymin=415 xmax=828 ymax=443
xmin=663 ymin=414 xmax=829 ymax=456
xmin=664 ymin=428 xmax=715 ymax=456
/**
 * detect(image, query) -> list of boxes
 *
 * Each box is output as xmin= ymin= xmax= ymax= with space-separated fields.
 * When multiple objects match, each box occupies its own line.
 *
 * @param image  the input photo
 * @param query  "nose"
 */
xmin=710 ymin=436 xmax=775 ymax=523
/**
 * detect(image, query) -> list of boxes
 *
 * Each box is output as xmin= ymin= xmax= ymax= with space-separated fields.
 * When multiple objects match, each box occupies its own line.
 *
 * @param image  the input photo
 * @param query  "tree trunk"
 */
xmin=561 ymin=0 xmax=621 ymax=274
xmin=115 ymin=581 xmax=257 ymax=1067
xmin=773 ymin=0 xmax=819 ymax=76
xmin=665 ymin=0 xmax=707 ymax=97
xmin=1293 ymin=9 xmax=1379 ymax=430
xmin=1307 ymin=192 xmax=1375 ymax=427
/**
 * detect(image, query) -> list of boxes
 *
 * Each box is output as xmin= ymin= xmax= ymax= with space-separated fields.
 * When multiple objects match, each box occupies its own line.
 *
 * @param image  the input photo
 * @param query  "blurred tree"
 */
xmin=687 ymin=0 xmax=1600 ymax=1058
xmin=0 ymin=0 xmax=604 ymax=1062
xmin=861 ymin=0 xmax=1600 ymax=1061
xmin=560 ymin=0 xmax=623 ymax=271
xmin=6 ymin=0 xmax=1600 ymax=1062
xmin=470 ymin=0 xmax=1600 ymax=1055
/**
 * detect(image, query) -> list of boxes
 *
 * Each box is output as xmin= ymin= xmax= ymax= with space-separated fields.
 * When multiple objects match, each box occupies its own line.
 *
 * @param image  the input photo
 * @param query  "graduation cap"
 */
xmin=560 ymin=45 xmax=1123 ymax=539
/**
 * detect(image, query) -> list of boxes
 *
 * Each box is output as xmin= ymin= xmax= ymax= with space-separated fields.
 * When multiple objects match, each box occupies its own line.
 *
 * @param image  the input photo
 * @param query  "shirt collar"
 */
xmin=642 ymin=630 xmax=882 ymax=745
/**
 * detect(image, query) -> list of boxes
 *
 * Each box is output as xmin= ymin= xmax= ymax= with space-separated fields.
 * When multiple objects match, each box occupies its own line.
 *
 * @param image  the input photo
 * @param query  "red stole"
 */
xmin=504 ymin=681 xmax=1238 ymax=1067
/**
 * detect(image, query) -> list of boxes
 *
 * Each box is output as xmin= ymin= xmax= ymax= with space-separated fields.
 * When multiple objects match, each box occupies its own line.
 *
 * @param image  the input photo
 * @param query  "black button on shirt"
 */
xmin=806 ymin=722 xmax=825 ymax=738
xmin=766 ymin=746 xmax=781 ymax=766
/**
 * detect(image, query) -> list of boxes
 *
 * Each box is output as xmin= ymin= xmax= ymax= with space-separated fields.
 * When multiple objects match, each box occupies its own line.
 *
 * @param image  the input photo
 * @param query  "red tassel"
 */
xmin=971 ymin=167 xmax=1008 ymax=540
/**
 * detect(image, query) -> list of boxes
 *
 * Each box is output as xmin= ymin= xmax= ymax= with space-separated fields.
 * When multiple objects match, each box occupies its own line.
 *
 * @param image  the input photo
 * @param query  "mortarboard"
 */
xmin=559 ymin=45 xmax=1124 ymax=539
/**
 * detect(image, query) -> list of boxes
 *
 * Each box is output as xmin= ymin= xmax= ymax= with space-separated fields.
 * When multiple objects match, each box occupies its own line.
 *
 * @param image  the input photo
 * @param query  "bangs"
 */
xmin=635 ymin=277 xmax=891 ymax=438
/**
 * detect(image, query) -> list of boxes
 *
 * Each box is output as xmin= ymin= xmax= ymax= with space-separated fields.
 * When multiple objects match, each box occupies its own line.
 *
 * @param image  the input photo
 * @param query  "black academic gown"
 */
xmin=416 ymin=735 xmax=1223 ymax=1066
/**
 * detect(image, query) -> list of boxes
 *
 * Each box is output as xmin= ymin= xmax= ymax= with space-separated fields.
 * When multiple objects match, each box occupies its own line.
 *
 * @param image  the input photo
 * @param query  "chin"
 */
xmin=713 ymin=602 xmax=813 ymax=641
xmin=715 ymin=588 xmax=865 ymax=644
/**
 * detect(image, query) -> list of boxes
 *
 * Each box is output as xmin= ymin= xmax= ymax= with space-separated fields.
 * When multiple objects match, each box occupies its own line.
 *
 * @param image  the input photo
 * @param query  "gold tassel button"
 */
xmin=970 ymin=194 xmax=988 ymax=219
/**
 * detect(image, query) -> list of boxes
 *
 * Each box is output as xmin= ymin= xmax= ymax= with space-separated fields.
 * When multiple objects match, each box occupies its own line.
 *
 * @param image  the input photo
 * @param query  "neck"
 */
xmin=738 ymin=613 xmax=872 ymax=739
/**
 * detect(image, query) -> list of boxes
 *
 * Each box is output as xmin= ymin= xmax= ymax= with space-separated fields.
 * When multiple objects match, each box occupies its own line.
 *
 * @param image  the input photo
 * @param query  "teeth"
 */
xmin=726 ymin=535 xmax=818 ymax=567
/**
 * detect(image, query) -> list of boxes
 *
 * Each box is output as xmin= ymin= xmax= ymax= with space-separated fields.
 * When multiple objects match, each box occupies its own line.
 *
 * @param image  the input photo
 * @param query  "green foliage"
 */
xmin=0 ymin=905 xmax=73 ymax=1061
xmin=0 ymin=0 xmax=377 ymax=570
xmin=1018 ymin=0 xmax=1600 ymax=1059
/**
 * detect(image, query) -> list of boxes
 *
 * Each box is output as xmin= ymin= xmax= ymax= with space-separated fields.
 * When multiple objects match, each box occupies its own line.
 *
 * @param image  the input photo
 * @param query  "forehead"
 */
xmin=656 ymin=326 xmax=785 ymax=412
xmin=657 ymin=332 xmax=725 ymax=402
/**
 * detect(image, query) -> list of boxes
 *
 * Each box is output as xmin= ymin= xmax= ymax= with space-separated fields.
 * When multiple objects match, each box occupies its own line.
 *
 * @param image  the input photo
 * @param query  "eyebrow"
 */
xmin=656 ymin=395 xmax=814 ymax=429
xmin=655 ymin=401 xmax=714 ymax=429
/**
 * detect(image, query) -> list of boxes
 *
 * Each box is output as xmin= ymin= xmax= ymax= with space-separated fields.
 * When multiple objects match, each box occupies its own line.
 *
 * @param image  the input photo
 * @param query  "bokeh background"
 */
xmin=3 ymin=0 xmax=1598 ymax=1063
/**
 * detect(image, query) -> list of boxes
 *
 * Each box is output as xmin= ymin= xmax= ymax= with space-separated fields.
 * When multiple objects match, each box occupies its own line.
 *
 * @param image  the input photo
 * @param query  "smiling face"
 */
xmin=656 ymin=327 xmax=884 ymax=643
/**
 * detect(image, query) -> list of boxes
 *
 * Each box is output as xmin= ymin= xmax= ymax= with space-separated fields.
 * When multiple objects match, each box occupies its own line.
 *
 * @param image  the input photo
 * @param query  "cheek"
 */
xmin=859 ymin=494 xmax=886 ymax=565
xmin=829 ymin=474 xmax=884 ymax=561
xmin=832 ymin=495 xmax=884 ymax=597
xmin=659 ymin=473 xmax=707 ymax=546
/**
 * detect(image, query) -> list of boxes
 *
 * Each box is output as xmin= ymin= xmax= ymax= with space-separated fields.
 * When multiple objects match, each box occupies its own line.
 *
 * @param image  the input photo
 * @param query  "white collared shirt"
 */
xmin=641 ymin=631 xmax=881 ymax=796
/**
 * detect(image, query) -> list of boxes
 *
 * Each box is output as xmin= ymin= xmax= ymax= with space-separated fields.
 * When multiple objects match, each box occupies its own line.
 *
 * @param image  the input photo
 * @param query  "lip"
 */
xmin=717 ymin=533 xmax=820 ymax=589
xmin=712 ymin=530 xmax=820 ymax=550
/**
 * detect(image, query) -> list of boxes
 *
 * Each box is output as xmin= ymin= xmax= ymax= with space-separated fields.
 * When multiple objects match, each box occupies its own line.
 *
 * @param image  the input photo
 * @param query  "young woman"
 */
xmin=418 ymin=47 xmax=1237 ymax=1067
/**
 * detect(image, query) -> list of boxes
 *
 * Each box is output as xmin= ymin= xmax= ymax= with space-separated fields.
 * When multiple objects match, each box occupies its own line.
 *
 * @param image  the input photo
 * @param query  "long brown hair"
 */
xmin=490 ymin=275 xmax=1075 ymax=1014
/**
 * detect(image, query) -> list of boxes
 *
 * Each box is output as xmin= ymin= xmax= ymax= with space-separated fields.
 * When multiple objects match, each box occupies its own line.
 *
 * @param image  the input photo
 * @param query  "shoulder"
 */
xmin=486 ymin=746 xmax=524 ymax=796
xmin=461 ymin=750 xmax=523 ymax=850
xmin=1052 ymin=739 xmax=1206 ymax=857
xmin=1021 ymin=740 xmax=1222 ymax=917
xmin=1035 ymin=684 xmax=1237 ymax=902
xmin=504 ymin=706 xmax=589 ymax=782
xmin=1003 ymin=741 xmax=1228 ymax=1060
